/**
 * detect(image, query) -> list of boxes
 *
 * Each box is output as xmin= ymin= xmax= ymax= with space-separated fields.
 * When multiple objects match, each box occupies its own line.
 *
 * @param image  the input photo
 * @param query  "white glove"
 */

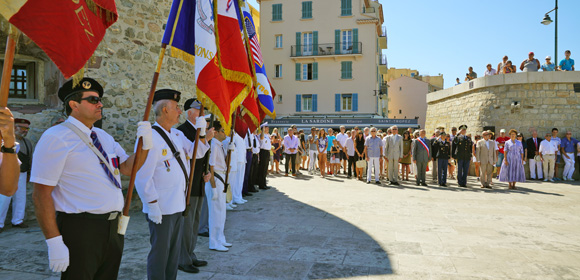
xmin=212 ymin=188 xmax=219 ymax=201
xmin=195 ymin=117 xmax=207 ymax=137
xmin=137 ymin=121 xmax=153 ymax=150
xmin=228 ymin=142 xmax=235 ymax=151
xmin=148 ymin=202 xmax=163 ymax=224
xmin=46 ymin=235 xmax=69 ymax=273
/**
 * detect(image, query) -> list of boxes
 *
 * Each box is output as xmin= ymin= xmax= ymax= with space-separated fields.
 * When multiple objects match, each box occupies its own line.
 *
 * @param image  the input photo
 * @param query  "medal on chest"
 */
xmin=164 ymin=160 xmax=171 ymax=172
xmin=112 ymin=157 xmax=120 ymax=175
xmin=162 ymin=149 xmax=168 ymax=156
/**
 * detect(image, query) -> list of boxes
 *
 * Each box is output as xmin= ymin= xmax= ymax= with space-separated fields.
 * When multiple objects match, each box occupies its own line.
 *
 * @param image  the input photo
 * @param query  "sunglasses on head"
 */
xmin=80 ymin=96 xmax=102 ymax=104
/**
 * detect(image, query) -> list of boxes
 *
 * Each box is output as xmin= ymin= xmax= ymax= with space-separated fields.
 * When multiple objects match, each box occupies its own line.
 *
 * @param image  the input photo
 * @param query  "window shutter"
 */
xmin=296 ymin=63 xmax=301 ymax=80
xmin=348 ymin=61 xmax=353 ymax=79
xmin=335 ymin=29 xmax=340 ymax=54
xmin=313 ymin=31 xmax=318 ymax=55
xmin=296 ymin=94 xmax=302 ymax=112
xmin=335 ymin=93 xmax=341 ymax=112
xmin=341 ymin=61 xmax=346 ymax=79
xmin=352 ymin=93 xmax=358 ymax=112
xmin=272 ymin=4 xmax=282 ymax=21
xmin=352 ymin=28 xmax=358 ymax=53
xmin=295 ymin=32 xmax=301 ymax=56
xmin=313 ymin=94 xmax=318 ymax=112
xmin=302 ymin=2 xmax=307 ymax=18
xmin=313 ymin=62 xmax=318 ymax=80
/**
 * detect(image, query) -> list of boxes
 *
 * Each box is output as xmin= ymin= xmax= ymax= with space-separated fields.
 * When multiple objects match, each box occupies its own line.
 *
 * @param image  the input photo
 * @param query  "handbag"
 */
xmin=356 ymin=160 xmax=366 ymax=168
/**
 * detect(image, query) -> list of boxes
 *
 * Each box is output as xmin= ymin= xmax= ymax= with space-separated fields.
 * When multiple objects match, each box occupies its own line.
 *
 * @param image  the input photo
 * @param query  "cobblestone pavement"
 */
xmin=1 ymin=171 xmax=580 ymax=279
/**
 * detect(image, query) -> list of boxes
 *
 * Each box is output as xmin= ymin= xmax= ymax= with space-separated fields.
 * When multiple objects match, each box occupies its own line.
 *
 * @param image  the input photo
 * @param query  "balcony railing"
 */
xmin=363 ymin=6 xmax=375 ymax=13
xmin=291 ymin=42 xmax=363 ymax=57
xmin=379 ymin=54 xmax=387 ymax=65
xmin=380 ymin=26 xmax=387 ymax=37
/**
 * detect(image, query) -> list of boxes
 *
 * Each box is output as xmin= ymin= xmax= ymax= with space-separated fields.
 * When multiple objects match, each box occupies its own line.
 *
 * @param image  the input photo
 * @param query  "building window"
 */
xmin=277 ymin=95 xmax=283 ymax=104
xmin=341 ymin=30 xmax=352 ymax=54
xmin=341 ymin=94 xmax=352 ymax=111
xmin=302 ymin=1 xmax=312 ymax=19
xmin=1 ymin=61 xmax=36 ymax=99
xmin=399 ymin=109 xmax=402 ymax=114
xmin=275 ymin=64 xmax=282 ymax=78
xmin=302 ymin=94 xmax=313 ymax=111
xmin=341 ymin=61 xmax=352 ymax=79
xmin=272 ymin=4 xmax=282 ymax=21
xmin=275 ymin=34 xmax=283 ymax=48
xmin=302 ymin=32 xmax=313 ymax=55
xmin=399 ymin=87 xmax=402 ymax=91
xmin=341 ymin=0 xmax=352 ymax=16
xmin=303 ymin=63 xmax=313 ymax=80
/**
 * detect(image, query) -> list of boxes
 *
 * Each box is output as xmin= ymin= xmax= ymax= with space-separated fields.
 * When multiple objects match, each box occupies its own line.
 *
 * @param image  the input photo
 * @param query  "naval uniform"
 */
xmin=433 ymin=139 xmax=451 ymax=186
xmin=249 ymin=133 xmax=261 ymax=191
xmin=257 ymin=133 xmax=271 ymax=189
xmin=452 ymin=134 xmax=473 ymax=187
xmin=30 ymin=116 xmax=127 ymax=280
xmin=205 ymin=139 xmax=229 ymax=250
xmin=232 ymin=133 xmax=247 ymax=203
xmin=176 ymin=119 xmax=210 ymax=268
xmin=241 ymin=131 xmax=253 ymax=195
xmin=135 ymin=122 xmax=201 ymax=280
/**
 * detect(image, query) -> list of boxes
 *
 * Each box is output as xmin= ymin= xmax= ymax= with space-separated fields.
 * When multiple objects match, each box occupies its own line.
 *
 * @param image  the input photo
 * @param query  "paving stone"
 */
xmin=306 ymin=263 xmax=370 ymax=279
xmin=246 ymin=259 xmax=313 ymax=279
xmin=290 ymin=247 xmax=347 ymax=264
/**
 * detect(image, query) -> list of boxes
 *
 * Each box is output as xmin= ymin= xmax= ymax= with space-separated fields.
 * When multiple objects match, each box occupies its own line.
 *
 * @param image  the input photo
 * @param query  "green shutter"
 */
xmin=341 ymin=0 xmax=352 ymax=16
xmin=302 ymin=1 xmax=312 ymax=19
xmin=335 ymin=94 xmax=341 ymax=112
xmin=296 ymin=94 xmax=302 ymax=112
xmin=312 ymin=94 xmax=318 ymax=112
xmin=335 ymin=29 xmax=340 ymax=54
xmin=341 ymin=61 xmax=352 ymax=79
xmin=341 ymin=61 xmax=346 ymax=79
xmin=272 ymin=4 xmax=282 ymax=21
xmin=295 ymin=32 xmax=301 ymax=56
xmin=353 ymin=93 xmax=358 ymax=111
xmin=352 ymin=28 xmax=358 ymax=53
xmin=295 ymin=63 xmax=301 ymax=80
xmin=313 ymin=31 xmax=318 ymax=55
xmin=348 ymin=61 xmax=352 ymax=79
xmin=313 ymin=62 xmax=318 ymax=80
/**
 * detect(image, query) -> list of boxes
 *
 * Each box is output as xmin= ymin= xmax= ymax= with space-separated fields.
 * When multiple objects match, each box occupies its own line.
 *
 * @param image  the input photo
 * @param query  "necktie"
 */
xmin=90 ymin=131 xmax=121 ymax=189
xmin=534 ymin=138 xmax=538 ymax=149
xmin=247 ymin=136 xmax=251 ymax=147
xmin=253 ymin=137 xmax=257 ymax=148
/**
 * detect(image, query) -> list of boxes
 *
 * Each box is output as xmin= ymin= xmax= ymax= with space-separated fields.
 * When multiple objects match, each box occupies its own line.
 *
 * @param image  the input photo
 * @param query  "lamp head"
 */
xmin=541 ymin=14 xmax=553 ymax=25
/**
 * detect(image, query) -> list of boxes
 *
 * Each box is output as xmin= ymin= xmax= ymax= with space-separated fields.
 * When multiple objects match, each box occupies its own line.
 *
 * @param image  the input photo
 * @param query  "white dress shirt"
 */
xmin=539 ymin=139 xmax=558 ymax=155
xmin=30 ymin=116 xmax=128 ymax=214
xmin=283 ymin=134 xmax=299 ymax=154
xmin=260 ymin=133 xmax=271 ymax=150
xmin=336 ymin=132 xmax=348 ymax=148
xmin=234 ymin=133 xmax=246 ymax=163
xmin=209 ymin=139 xmax=227 ymax=173
xmin=345 ymin=138 xmax=355 ymax=157
xmin=135 ymin=123 xmax=193 ymax=215
xmin=251 ymin=134 xmax=261 ymax=154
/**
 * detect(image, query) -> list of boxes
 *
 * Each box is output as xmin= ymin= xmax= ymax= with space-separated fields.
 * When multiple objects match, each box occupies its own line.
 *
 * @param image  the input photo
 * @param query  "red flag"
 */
xmin=0 ymin=0 xmax=118 ymax=78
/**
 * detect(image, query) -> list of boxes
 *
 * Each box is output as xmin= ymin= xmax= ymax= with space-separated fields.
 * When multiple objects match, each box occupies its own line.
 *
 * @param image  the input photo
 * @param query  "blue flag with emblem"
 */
xmin=161 ymin=0 xmax=196 ymax=64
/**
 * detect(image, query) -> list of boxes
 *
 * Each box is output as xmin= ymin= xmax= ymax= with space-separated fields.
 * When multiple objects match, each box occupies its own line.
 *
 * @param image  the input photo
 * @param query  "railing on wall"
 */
xmin=291 ymin=42 xmax=363 ymax=57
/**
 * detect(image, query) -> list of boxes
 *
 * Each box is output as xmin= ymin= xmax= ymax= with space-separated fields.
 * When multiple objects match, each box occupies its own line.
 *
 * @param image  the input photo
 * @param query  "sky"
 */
xmin=249 ymin=0 xmax=579 ymax=89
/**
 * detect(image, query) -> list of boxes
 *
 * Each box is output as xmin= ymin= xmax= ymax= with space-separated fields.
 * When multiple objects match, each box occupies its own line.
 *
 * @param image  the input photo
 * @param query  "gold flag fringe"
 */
xmin=169 ymin=47 xmax=195 ymax=65
xmin=85 ymin=0 xmax=118 ymax=25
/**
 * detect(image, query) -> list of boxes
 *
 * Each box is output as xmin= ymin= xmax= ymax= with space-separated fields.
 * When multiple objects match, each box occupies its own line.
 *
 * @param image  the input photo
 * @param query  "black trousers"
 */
xmin=258 ymin=149 xmax=270 ymax=188
xmin=249 ymin=153 xmax=260 ymax=190
xmin=57 ymin=212 xmax=124 ymax=280
xmin=242 ymin=150 xmax=252 ymax=194
xmin=285 ymin=153 xmax=297 ymax=175
xmin=347 ymin=155 xmax=356 ymax=177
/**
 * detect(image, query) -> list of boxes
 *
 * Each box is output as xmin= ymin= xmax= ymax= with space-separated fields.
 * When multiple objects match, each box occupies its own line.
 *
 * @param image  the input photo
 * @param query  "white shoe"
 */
xmin=226 ymin=205 xmax=234 ymax=210
xmin=563 ymin=178 xmax=568 ymax=181
xmin=233 ymin=200 xmax=245 ymax=204
xmin=222 ymin=242 xmax=232 ymax=247
xmin=544 ymin=179 xmax=548 ymax=182
xmin=230 ymin=203 xmax=237 ymax=208
xmin=241 ymin=199 xmax=248 ymax=203
xmin=569 ymin=178 xmax=576 ymax=181
xmin=210 ymin=245 xmax=229 ymax=252
xmin=550 ymin=179 xmax=555 ymax=182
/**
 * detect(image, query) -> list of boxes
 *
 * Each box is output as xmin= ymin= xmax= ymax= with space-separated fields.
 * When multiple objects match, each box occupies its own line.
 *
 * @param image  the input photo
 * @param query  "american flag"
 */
xmin=245 ymin=17 xmax=263 ymax=68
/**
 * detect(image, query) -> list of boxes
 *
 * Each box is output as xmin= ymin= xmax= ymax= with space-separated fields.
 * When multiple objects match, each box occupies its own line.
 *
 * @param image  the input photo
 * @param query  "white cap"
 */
xmin=260 ymin=122 xmax=268 ymax=128
xmin=546 ymin=56 xmax=551 ymax=60
xmin=500 ymin=129 xmax=506 ymax=133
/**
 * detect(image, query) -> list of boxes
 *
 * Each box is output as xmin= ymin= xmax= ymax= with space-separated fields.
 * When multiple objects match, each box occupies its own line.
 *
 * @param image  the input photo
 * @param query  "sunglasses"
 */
xmin=80 ymin=96 xmax=102 ymax=104
xmin=16 ymin=126 xmax=30 ymax=130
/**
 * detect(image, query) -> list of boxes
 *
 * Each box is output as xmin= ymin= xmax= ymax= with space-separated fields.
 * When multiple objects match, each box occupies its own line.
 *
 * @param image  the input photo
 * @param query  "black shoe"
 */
xmin=198 ymin=232 xmax=209 ymax=237
xmin=367 ymin=181 xmax=371 ymax=184
xmin=441 ymin=184 xmax=446 ymax=187
xmin=421 ymin=183 xmax=428 ymax=187
xmin=375 ymin=181 xmax=381 ymax=185
xmin=192 ymin=259 xmax=208 ymax=267
xmin=244 ymin=192 xmax=253 ymax=196
xmin=259 ymin=187 xmax=268 ymax=190
xmin=416 ymin=182 xmax=420 ymax=186
xmin=459 ymin=184 xmax=467 ymax=188
xmin=392 ymin=182 xmax=400 ymax=186
xmin=249 ymin=189 xmax=259 ymax=193
xmin=178 ymin=265 xmax=200 ymax=273
xmin=0 ymin=227 xmax=4 ymax=233
xmin=11 ymin=223 xmax=28 ymax=228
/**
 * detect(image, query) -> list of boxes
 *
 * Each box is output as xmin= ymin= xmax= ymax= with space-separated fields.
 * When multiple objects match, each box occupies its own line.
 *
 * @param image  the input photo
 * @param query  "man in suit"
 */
xmin=452 ymin=125 xmax=473 ymax=188
xmin=413 ymin=129 xmax=431 ymax=186
xmin=176 ymin=99 xmax=214 ymax=273
xmin=476 ymin=131 xmax=497 ymax=189
xmin=526 ymin=129 xmax=543 ymax=180
xmin=430 ymin=129 xmax=441 ymax=182
xmin=384 ymin=126 xmax=404 ymax=185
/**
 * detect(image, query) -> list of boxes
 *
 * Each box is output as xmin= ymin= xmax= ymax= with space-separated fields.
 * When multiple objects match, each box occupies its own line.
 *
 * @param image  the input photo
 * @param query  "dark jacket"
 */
xmin=177 ymin=121 xmax=209 ymax=197
xmin=433 ymin=139 xmax=451 ymax=160
xmin=525 ymin=137 xmax=543 ymax=159
xmin=452 ymin=134 xmax=473 ymax=160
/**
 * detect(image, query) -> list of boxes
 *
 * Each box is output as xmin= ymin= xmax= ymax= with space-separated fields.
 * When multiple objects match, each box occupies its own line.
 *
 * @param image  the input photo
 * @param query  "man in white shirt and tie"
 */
xmin=283 ymin=127 xmax=299 ymax=176
xmin=539 ymin=133 xmax=558 ymax=182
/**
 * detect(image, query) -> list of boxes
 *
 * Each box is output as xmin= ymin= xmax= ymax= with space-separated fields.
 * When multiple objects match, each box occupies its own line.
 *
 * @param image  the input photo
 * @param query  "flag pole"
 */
xmin=119 ymin=43 xmax=167 ymax=234
xmin=223 ymin=109 xmax=238 ymax=193
xmin=0 ymin=26 xmax=19 ymax=142
xmin=238 ymin=0 xmax=258 ymax=90
xmin=183 ymin=106 xmax=204 ymax=216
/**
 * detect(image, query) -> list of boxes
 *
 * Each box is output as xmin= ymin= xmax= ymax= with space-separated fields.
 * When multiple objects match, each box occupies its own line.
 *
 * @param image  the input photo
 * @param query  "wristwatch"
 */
xmin=1 ymin=145 xmax=16 ymax=154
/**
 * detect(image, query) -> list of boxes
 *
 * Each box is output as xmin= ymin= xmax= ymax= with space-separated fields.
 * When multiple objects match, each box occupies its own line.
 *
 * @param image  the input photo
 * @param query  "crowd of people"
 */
xmin=269 ymin=125 xmax=580 ymax=190
xmin=456 ymin=50 xmax=575 ymax=84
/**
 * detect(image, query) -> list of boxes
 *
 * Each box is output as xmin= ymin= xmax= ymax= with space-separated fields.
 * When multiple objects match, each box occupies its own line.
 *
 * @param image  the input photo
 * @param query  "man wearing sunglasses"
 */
xmin=0 ymin=118 xmax=34 ymax=232
xmin=31 ymin=78 xmax=154 ymax=279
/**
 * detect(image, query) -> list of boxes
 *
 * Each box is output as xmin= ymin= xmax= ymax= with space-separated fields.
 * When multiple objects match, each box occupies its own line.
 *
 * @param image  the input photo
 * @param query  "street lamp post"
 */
xmin=541 ymin=0 xmax=558 ymax=64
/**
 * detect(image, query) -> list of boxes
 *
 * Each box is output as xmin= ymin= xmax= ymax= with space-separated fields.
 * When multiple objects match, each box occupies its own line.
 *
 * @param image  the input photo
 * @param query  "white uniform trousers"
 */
xmin=542 ymin=154 xmax=556 ymax=180
xmin=367 ymin=157 xmax=381 ymax=183
xmin=205 ymin=177 xmax=227 ymax=249
xmin=529 ymin=158 xmax=543 ymax=179
xmin=232 ymin=162 xmax=245 ymax=203
xmin=308 ymin=150 xmax=318 ymax=172
xmin=226 ymin=170 xmax=237 ymax=203
xmin=0 ymin=172 xmax=27 ymax=227
xmin=563 ymin=153 xmax=576 ymax=180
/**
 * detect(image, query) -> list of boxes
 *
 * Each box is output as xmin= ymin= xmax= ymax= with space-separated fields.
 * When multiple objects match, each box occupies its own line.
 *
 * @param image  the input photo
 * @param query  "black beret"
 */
xmin=459 ymin=125 xmax=468 ymax=130
xmin=154 ymin=89 xmax=181 ymax=103
xmin=58 ymin=78 xmax=103 ymax=102
xmin=14 ymin=118 xmax=31 ymax=125
xmin=184 ymin=98 xmax=202 ymax=110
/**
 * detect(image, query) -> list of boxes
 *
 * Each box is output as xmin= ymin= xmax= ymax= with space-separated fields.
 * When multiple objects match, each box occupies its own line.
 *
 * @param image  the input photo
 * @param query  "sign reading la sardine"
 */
xmin=268 ymin=118 xmax=418 ymax=126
